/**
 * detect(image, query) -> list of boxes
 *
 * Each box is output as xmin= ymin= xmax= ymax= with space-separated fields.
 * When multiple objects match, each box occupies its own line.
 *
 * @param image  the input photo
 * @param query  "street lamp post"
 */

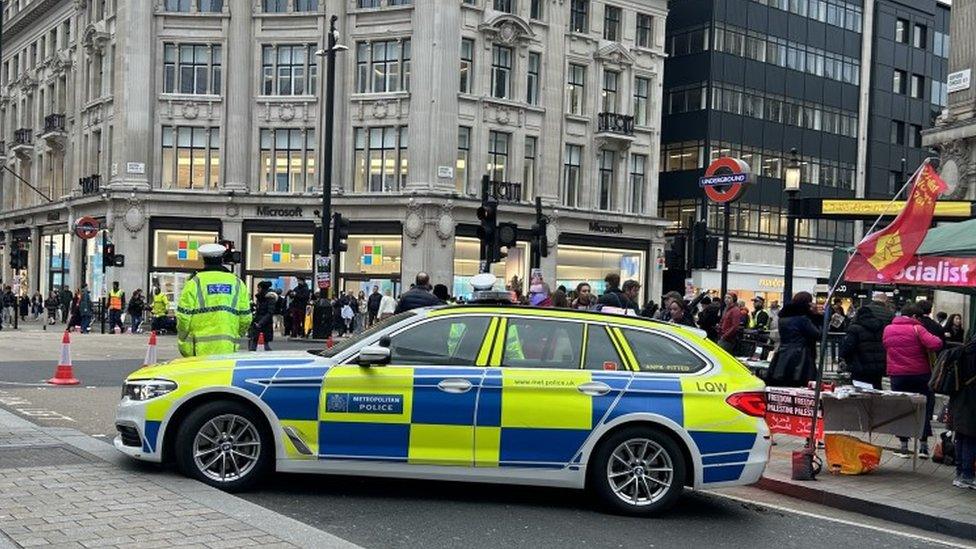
xmin=783 ymin=148 xmax=801 ymax=304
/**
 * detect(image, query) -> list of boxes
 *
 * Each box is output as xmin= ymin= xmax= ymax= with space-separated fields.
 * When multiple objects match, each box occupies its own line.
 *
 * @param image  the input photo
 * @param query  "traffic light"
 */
xmin=476 ymin=199 xmax=498 ymax=267
xmin=530 ymin=196 xmax=548 ymax=268
xmin=689 ymin=221 xmax=719 ymax=270
xmin=220 ymin=240 xmax=242 ymax=264
xmin=8 ymin=248 xmax=27 ymax=270
xmin=665 ymin=234 xmax=687 ymax=271
xmin=496 ymin=222 xmax=518 ymax=262
xmin=103 ymin=243 xmax=116 ymax=268
xmin=332 ymin=212 xmax=350 ymax=254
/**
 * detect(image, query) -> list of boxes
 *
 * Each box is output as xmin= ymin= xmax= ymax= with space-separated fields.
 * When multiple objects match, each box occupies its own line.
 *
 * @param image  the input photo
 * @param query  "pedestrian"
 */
xmin=768 ymin=300 xmax=782 ymax=345
xmin=571 ymin=282 xmax=595 ymax=310
xmin=865 ymin=291 xmax=895 ymax=327
xmin=31 ymin=292 xmax=43 ymax=320
xmin=766 ymin=292 xmax=820 ymax=387
xmin=367 ymin=285 xmax=382 ymax=327
xmin=106 ymin=281 xmax=125 ymax=333
xmin=249 ymin=281 xmax=276 ymax=351
xmin=59 ymin=285 xmax=72 ymax=324
xmin=395 ymin=272 xmax=443 ymax=313
xmin=433 ymin=284 xmax=451 ymax=304
xmin=378 ymin=289 xmax=397 ymax=320
xmin=357 ymin=290 xmax=368 ymax=331
xmin=717 ymin=293 xmax=743 ymax=353
xmin=289 ymin=278 xmax=311 ymax=338
xmin=828 ymin=303 xmax=848 ymax=332
xmin=67 ymin=290 xmax=81 ymax=330
xmin=597 ymin=273 xmax=625 ymax=308
xmin=151 ymin=286 xmax=170 ymax=333
xmin=551 ymin=288 xmax=569 ymax=308
xmin=1 ymin=286 xmax=12 ymax=325
xmin=341 ymin=297 xmax=355 ymax=333
xmin=937 ymin=311 xmax=949 ymax=328
xmin=916 ymin=299 xmax=946 ymax=345
xmin=883 ymin=302 xmax=943 ymax=458
xmin=44 ymin=291 xmax=59 ymax=325
xmin=18 ymin=292 xmax=28 ymax=322
xmin=949 ymin=341 xmax=976 ymax=489
xmin=175 ymin=243 xmax=252 ymax=357
xmin=698 ymin=296 xmax=721 ymax=342
xmin=839 ymin=305 xmax=888 ymax=390
xmin=640 ymin=300 xmax=659 ymax=319
xmin=312 ymin=289 xmax=333 ymax=339
xmin=79 ymin=285 xmax=93 ymax=333
xmin=127 ymin=289 xmax=146 ymax=333
xmin=620 ymin=280 xmax=642 ymax=315
xmin=669 ymin=299 xmax=696 ymax=328
xmin=748 ymin=296 xmax=770 ymax=331
xmin=946 ymin=314 xmax=966 ymax=344
xmin=655 ymin=291 xmax=683 ymax=321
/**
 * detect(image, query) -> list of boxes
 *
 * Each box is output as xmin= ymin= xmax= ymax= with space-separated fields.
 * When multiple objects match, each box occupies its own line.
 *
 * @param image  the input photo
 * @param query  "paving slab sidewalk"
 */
xmin=0 ymin=408 xmax=360 ymax=549
xmin=760 ymin=433 xmax=976 ymax=541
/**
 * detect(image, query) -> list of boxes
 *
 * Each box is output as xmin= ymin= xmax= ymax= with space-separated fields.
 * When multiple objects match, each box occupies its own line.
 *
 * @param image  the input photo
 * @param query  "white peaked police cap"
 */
xmin=470 ymin=273 xmax=498 ymax=292
xmin=199 ymin=243 xmax=227 ymax=258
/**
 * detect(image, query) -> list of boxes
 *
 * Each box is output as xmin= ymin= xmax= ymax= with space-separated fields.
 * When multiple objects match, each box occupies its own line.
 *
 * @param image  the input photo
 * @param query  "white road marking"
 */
xmin=709 ymin=491 xmax=976 ymax=548
xmin=0 ymin=380 xmax=50 ymax=387
xmin=0 ymin=389 xmax=77 ymax=422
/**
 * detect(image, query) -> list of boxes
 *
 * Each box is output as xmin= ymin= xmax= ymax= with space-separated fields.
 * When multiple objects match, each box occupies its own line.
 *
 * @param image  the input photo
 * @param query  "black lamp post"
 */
xmin=783 ymin=148 xmax=801 ymax=304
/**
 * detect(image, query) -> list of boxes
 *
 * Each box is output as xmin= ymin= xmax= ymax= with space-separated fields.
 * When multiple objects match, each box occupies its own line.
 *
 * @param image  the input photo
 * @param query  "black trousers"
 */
xmin=890 ymin=373 xmax=936 ymax=442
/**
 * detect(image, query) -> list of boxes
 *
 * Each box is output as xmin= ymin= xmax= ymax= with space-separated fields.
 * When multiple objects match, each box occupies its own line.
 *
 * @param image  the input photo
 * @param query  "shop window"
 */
xmin=153 ymin=230 xmax=219 ymax=270
xmin=160 ymin=126 xmax=220 ymax=190
xmin=502 ymin=318 xmax=583 ymax=370
xmin=556 ymin=245 xmax=644 ymax=299
xmin=353 ymin=126 xmax=408 ymax=193
xmin=261 ymin=44 xmax=318 ymax=96
xmin=342 ymin=235 xmax=403 ymax=276
xmin=454 ymin=237 xmax=528 ymax=299
xmin=246 ymin=233 xmax=313 ymax=272
xmin=621 ymin=328 xmax=705 ymax=373
xmin=389 ymin=316 xmax=491 ymax=366
xmin=259 ymin=128 xmax=316 ymax=193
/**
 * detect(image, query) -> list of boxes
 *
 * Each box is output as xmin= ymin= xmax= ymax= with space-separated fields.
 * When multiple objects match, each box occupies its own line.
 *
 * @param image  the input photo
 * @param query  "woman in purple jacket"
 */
xmin=882 ymin=302 xmax=943 ymax=458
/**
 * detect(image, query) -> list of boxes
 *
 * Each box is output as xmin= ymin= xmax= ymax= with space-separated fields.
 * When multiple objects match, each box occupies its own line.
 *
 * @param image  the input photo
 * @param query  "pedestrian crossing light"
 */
xmin=103 ymin=243 xmax=116 ymax=268
xmin=332 ymin=213 xmax=350 ymax=253
xmin=477 ymin=199 xmax=498 ymax=267
xmin=496 ymin=222 xmax=518 ymax=262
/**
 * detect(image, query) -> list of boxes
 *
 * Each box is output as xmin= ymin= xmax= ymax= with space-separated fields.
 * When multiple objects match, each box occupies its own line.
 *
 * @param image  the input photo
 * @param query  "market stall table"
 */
xmin=820 ymin=389 xmax=928 ymax=470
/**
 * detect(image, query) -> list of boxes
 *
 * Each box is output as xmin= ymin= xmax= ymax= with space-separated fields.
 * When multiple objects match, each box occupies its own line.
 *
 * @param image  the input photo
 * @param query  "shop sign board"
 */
xmin=588 ymin=221 xmax=623 ymax=234
xmin=256 ymin=206 xmax=304 ymax=218
xmin=74 ymin=216 xmax=101 ymax=240
xmin=765 ymin=387 xmax=824 ymax=440
xmin=948 ymin=69 xmax=971 ymax=93
xmin=700 ymin=157 xmax=752 ymax=203
xmin=846 ymin=253 xmax=976 ymax=287
xmin=818 ymin=199 xmax=971 ymax=219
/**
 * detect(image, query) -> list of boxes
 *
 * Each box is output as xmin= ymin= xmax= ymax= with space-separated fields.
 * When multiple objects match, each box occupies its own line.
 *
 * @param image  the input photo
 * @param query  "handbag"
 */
xmin=913 ymin=326 xmax=937 ymax=368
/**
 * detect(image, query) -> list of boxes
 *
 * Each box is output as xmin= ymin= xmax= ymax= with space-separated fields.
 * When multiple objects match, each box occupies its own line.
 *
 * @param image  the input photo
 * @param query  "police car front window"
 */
xmin=388 ymin=316 xmax=490 ymax=366
xmin=502 ymin=318 xmax=583 ymax=370
xmin=621 ymin=328 xmax=706 ymax=374
xmin=318 ymin=311 xmax=416 ymax=357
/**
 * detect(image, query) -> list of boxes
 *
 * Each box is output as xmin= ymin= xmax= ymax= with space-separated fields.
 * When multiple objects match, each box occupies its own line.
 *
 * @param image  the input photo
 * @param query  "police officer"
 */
xmin=108 ymin=281 xmax=125 ymax=333
xmin=176 ymin=243 xmax=252 ymax=357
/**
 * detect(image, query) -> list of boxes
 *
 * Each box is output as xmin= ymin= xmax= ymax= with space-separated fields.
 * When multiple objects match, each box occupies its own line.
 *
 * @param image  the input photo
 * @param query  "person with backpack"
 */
xmin=839 ymin=305 xmax=888 ymax=390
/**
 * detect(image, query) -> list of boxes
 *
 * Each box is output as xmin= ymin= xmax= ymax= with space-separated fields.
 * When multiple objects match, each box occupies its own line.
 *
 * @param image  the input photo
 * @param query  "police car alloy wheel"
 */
xmin=590 ymin=427 xmax=686 ymax=516
xmin=175 ymin=401 xmax=271 ymax=492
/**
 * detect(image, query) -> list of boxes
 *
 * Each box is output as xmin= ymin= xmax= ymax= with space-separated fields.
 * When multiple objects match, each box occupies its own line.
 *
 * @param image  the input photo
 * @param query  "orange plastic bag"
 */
xmin=824 ymin=433 xmax=882 ymax=475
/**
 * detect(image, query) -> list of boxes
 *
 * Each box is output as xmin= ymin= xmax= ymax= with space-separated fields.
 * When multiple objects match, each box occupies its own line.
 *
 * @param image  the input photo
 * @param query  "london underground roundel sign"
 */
xmin=74 ymin=216 xmax=100 ymax=240
xmin=700 ymin=157 xmax=752 ymax=203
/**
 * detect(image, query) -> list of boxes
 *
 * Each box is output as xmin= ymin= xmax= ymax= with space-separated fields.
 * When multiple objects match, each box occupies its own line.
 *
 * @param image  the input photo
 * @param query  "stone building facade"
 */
xmin=0 ymin=0 xmax=668 ymax=305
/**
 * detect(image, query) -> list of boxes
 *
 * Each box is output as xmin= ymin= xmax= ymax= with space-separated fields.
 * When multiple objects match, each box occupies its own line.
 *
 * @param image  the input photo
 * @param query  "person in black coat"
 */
xmin=367 ymin=285 xmax=383 ymax=327
xmin=395 ymin=272 xmax=444 ymax=314
xmin=312 ymin=289 xmax=333 ymax=340
xmin=767 ymin=292 xmax=820 ymax=387
xmin=950 ymin=340 xmax=976 ymax=487
xmin=249 ymin=284 xmax=277 ymax=351
xmin=917 ymin=299 xmax=946 ymax=345
xmin=839 ymin=305 xmax=888 ymax=389
xmin=697 ymin=296 xmax=721 ymax=342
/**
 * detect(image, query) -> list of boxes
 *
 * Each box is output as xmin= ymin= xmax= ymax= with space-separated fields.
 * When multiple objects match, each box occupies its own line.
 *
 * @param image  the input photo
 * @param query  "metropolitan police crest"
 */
xmin=326 ymin=393 xmax=348 ymax=413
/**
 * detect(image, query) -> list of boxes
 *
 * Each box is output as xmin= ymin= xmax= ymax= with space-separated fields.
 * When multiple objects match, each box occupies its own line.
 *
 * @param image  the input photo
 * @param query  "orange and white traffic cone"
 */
xmin=256 ymin=332 xmax=266 ymax=352
xmin=48 ymin=331 xmax=79 ymax=385
xmin=326 ymin=335 xmax=334 ymax=350
xmin=144 ymin=331 xmax=158 ymax=366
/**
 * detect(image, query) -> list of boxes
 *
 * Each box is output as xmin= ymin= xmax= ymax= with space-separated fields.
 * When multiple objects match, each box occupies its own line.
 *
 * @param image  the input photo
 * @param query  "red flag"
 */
xmin=856 ymin=162 xmax=948 ymax=280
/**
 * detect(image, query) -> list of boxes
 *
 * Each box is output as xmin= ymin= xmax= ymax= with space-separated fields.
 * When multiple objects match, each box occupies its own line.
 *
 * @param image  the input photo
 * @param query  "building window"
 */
xmin=909 ymin=124 xmax=922 ymax=148
xmin=601 ymin=69 xmax=619 ymax=112
xmin=456 ymin=126 xmax=470 ymax=193
xmin=261 ymin=44 xmax=318 ymax=96
xmin=355 ymin=39 xmax=411 ymax=93
xmin=164 ymin=0 xmax=191 ymax=11
xmin=295 ymin=0 xmax=318 ymax=10
xmin=895 ymin=18 xmax=909 ymax=43
xmin=530 ymin=0 xmax=543 ymax=19
xmin=259 ymin=128 xmax=316 ymax=193
xmin=636 ymin=14 xmax=653 ymax=48
xmin=661 ymin=141 xmax=703 ymax=172
xmin=524 ymin=136 xmax=537 ymax=201
xmin=564 ymin=144 xmax=582 ymax=207
xmin=892 ymin=69 xmax=906 ymax=94
xmin=910 ymin=74 xmax=924 ymax=99
xmin=493 ymin=0 xmax=513 ymax=13
xmin=198 ymin=0 xmax=224 ymax=12
xmin=598 ymin=150 xmax=615 ymax=211
xmin=460 ymin=38 xmax=474 ymax=93
xmin=888 ymin=171 xmax=899 ymax=195
xmin=353 ymin=126 xmax=409 ymax=193
xmin=262 ymin=0 xmax=287 ymax=12
xmin=634 ymin=77 xmax=650 ymax=125
xmin=358 ymin=0 xmax=381 ymax=7
xmin=526 ymin=52 xmax=540 ymax=105
xmin=570 ymin=0 xmax=589 ymax=33
xmin=491 ymin=45 xmax=513 ymax=99
xmin=628 ymin=154 xmax=646 ymax=214
xmin=604 ymin=5 xmax=621 ymax=41
xmin=913 ymin=23 xmax=926 ymax=49
xmin=890 ymin=121 xmax=905 ymax=145
xmin=160 ymin=126 xmax=220 ymax=190
xmin=163 ymin=44 xmax=221 ymax=95
xmin=566 ymin=63 xmax=585 ymax=115
xmin=487 ymin=130 xmax=510 ymax=181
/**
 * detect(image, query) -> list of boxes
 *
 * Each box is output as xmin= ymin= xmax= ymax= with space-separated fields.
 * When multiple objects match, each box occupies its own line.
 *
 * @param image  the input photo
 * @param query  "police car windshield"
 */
xmin=315 ymin=311 xmax=417 ymax=358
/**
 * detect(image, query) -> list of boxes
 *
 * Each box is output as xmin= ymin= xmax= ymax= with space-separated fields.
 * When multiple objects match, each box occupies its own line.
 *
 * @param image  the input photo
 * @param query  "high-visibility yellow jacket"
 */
xmin=176 ymin=269 xmax=252 ymax=357
xmin=151 ymin=293 xmax=169 ymax=316
xmin=109 ymin=289 xmax=124 ymax=311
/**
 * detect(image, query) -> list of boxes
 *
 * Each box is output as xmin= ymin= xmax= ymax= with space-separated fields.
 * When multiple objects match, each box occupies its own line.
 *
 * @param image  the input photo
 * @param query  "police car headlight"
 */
xmin=122 ymin=379 xmax=177 ymax=401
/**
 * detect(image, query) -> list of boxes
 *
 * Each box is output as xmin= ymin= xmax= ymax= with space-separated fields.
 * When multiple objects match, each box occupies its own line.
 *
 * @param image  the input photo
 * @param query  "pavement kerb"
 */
xmin=0 ymin=407 xmax=363 ymax=549
xmin=758 ymin=475 xmax=976 ymax=541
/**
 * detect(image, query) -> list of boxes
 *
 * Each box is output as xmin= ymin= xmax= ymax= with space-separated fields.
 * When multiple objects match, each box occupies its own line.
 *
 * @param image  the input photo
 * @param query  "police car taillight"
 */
xmin=726 ymin=391 xmax=766 ymax=418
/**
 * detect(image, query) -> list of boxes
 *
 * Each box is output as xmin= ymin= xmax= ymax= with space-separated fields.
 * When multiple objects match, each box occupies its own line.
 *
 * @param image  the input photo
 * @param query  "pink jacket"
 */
xmin=882 ymin=316 xmax=943 ymax=377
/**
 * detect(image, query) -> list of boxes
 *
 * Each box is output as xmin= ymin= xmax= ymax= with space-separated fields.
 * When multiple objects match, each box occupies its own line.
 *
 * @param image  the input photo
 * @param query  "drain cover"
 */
xmin=0 ymin=446 xmax=92 ymax=469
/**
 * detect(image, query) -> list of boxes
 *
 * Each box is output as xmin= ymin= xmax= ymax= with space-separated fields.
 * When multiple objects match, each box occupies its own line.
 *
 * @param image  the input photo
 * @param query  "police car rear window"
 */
xmin=621 ymin=328 xmax=706 ymax=374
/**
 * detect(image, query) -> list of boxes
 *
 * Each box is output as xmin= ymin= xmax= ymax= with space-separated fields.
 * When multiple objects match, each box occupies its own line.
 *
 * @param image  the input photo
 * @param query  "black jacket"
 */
xmin=395 ymin=286 xmax=443 ymax=314
xmin=251 ymin=291 xmax=276 ymax=342
xmin=839 ymin=306 xmax=888 ymax=379
xmin=598 ymin=288 xmax=639 ymax=314
xmin=698 ymin=303 xmax=721 ymax=341
xmin=368 ymin=292 xmax=383 ymax=314
xmin=292 ymin=283 xmax=311 ymax=309
xmin=950 ymin=343 xmax=976 ymax=436
xmin=768 ymin=302 xmax=820 ymax=387
xmin=920 ymin=315 xmax=946 ymax=344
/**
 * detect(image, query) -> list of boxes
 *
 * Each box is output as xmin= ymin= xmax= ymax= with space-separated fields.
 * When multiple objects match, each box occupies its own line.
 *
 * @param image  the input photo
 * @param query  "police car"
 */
xmin=115 ymin=300 xmax=770 ymax=516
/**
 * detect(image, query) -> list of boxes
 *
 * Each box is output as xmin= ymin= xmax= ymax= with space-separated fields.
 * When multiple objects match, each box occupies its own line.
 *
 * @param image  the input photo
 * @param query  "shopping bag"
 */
xmin=824 ymin=433 xmax=882 ymax=475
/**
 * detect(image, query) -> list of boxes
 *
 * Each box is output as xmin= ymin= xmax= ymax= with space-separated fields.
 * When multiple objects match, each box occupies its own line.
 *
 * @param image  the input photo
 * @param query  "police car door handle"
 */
xmin=437 ymin=379 xmax=473 ymax=394
xmin=577 ymin=381 xmax=612 ymax=396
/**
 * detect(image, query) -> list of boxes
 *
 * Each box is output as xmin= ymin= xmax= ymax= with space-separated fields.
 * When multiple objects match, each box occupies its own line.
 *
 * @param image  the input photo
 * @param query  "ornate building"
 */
xmin=0 ymin=0 xmax=668 ymax=304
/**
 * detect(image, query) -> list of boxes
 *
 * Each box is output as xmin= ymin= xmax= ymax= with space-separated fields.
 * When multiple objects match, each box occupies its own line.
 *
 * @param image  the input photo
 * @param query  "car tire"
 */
xmin=174 ymin=400 xmax=272 ymax=492
xmin=589 ymin=426 xmax=687 ymax=516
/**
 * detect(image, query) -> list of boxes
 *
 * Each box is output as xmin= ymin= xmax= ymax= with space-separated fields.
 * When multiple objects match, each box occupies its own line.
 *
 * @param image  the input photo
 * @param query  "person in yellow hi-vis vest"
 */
xmin=176 ymin=243 xmax=252 ymax=357
xmin=108 ymin=281 xmax=125 ymax=333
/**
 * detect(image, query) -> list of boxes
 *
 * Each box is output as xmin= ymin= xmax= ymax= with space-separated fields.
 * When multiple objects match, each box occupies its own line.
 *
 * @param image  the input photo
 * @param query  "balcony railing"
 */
xmin=597 ymin=112 xmax=635 ymax=136
xmin=490 ymin=180 xmax=523 ymax=202
xmin=43 ymin=113 xmax=66 ymax=134
xmin=13 ymin=128 xmax=33 ymax=146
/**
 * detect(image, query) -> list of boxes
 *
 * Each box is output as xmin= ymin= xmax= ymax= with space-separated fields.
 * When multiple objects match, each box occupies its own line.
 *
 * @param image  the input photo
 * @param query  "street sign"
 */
xmin=74 ymin=216 xmax=100 ymax=240
xmin=801 ymin=198 xmax=973 ymax=220
xmin=700 ymin=157 xmax=752 ymax=203
xmin=316 ymin=255 xmax=332 ymax=290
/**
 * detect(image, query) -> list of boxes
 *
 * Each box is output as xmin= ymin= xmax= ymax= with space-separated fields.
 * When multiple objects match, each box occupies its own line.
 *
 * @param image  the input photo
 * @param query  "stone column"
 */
xmin=28 ymin=226 xmax=40 ymax=294
xmin=109 ymin=0 xmax=152 ymax=190
xmin=538 ymin=4 xmax=567 ymax=204
xmin=1 ymin=231 xmax=12 ymax=285
xmin=223 ymin=0 xmax=253 ymax=192
xmin=406 ymin=1 xmax=462 ymax=193
xmin=399 ymin=205 xmax=454 ymax=290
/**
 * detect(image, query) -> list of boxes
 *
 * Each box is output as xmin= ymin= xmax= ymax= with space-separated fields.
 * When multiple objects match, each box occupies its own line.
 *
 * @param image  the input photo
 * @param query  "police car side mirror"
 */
xmin=358 ymin=345 xmax=391 ymax=367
